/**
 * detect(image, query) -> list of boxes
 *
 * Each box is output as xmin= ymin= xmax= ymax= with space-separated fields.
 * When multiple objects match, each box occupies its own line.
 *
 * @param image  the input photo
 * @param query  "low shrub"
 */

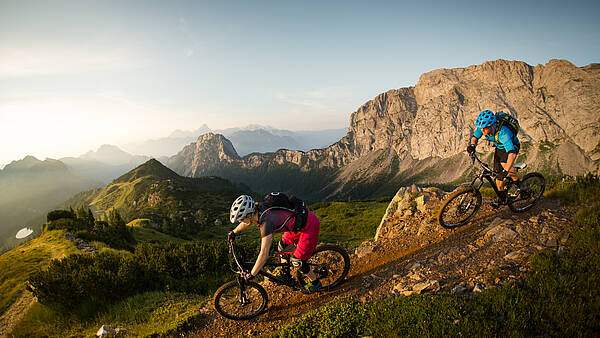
xmin=47 ymin=209 xmax=75 ymax=222
xmin=27 ymin=239 xmax=260 ymax=310
xmin=545 ymin=173 xmax=600 ymax=204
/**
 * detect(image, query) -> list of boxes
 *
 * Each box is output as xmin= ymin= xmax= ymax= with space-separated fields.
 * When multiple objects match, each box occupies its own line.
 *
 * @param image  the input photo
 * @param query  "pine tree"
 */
xmin=87 ymin=209 xmax=95 ymax=224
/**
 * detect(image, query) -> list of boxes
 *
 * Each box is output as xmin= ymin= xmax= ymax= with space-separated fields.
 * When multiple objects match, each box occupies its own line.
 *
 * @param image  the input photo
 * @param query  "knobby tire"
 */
xmin=507 ymin=172 xmax=545 ymax=213
xmin=307 ymin=244 xmax=350 ymax=291
xmin=213 ymin=280 xmax=268 ymax=320
xmin=438 ymin=186 xmax=482 ymax=228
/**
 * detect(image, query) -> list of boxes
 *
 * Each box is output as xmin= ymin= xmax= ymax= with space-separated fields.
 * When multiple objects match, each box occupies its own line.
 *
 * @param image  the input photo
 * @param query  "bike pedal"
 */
xmin=490 ymin=201 xmax=504 ymax=209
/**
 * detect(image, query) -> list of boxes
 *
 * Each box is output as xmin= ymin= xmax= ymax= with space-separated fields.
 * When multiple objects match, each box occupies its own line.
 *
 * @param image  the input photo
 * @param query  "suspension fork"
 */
xmin=236 ymin=276 xmax=249 ymax=304
xmin=470 ymin=172 xmax=486 ymax=192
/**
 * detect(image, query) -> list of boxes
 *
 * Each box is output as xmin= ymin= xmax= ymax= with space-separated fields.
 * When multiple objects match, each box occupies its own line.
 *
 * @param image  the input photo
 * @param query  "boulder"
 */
xmin=412 ymin=280 xmax=439 ymax=294
xmin=355 ymin=244 xmax=375 ymax=258
xmin=415 ymin=194 xmax=431 ymax=213
xmin=97 ymin=325 xmax=115 ymax=336
xmin=452 ymin=285 xmax=468 ymax=294
xmin=504 ymin=249 xmax=528 ymax=261
xmin=484 ymin=225 xmax=518 ymax=243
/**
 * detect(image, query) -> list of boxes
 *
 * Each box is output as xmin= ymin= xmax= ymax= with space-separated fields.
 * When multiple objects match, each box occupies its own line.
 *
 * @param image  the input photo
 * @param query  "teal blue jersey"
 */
xmin=473 ymin=124 xmax=519 ymax=153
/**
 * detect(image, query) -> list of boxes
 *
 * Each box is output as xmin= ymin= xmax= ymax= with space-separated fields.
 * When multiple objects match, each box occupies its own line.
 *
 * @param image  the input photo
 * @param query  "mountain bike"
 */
xmin=213 ymin=238 xmax=350 ymax=320
xmin=437 ymin=152 xmax=545 ymax=228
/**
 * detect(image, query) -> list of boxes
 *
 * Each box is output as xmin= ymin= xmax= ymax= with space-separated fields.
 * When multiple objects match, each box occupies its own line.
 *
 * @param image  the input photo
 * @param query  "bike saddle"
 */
xmin=514 ymin=162 xmax=527 ymax=170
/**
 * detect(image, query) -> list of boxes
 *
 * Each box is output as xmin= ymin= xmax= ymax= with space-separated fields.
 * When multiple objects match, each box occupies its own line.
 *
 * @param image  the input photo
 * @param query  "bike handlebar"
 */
xmin=470 ymin=152 xmax=500 ymax=177
xmin=227 ymin=239 xmax=246 ymax=274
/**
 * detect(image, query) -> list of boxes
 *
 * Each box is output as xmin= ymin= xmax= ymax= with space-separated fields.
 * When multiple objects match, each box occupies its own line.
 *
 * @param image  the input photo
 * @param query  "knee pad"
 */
xmin=291 ymin=256 xmax=310 ymax=273
xmin=277 ymin=240 xmax=287 ymax=252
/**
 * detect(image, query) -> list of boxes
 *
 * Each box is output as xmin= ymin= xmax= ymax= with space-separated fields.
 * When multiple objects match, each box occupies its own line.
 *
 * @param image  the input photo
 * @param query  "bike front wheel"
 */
xmin=308 ymin=244 xmax=350 ymax=291
xmin=213 ymin=280 xmax=268 ymax=320
xmin=438 ymin=186 xmax=482 ymax=228
xmin=507 ymin=172 xmax=545 ymax=213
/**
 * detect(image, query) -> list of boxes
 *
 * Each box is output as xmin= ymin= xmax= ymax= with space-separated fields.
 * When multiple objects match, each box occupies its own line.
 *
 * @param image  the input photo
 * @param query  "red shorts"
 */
xmin=282 ymin=210 xmax=320 ymax=261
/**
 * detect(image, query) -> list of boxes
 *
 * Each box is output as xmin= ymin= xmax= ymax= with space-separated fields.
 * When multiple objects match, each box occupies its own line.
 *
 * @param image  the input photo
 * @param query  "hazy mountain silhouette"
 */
xmin=124 ymin=125 xmax=346 ymax=158
xmin=0 ymin=156 xmax=99 ymax=252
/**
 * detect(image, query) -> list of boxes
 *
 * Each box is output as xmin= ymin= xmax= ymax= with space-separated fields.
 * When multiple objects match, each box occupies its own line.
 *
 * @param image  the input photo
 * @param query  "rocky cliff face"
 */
xmin=168 ymin=60 xmax=599 ymax=199
xmin=341 ymin=59 xmax=599 ymax=172
xmin=169 ymin=133 xmax=240 ymax=177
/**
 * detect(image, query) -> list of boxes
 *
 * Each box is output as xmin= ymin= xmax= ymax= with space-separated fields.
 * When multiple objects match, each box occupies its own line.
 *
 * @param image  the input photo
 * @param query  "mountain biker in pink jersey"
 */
xmin=228 ymin=195 xmax=322 ymax=294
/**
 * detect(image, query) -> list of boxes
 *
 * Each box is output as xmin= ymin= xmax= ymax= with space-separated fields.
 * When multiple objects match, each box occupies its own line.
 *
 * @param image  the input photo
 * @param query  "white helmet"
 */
xmin=230 ymin=195 xmax=256 ymax=223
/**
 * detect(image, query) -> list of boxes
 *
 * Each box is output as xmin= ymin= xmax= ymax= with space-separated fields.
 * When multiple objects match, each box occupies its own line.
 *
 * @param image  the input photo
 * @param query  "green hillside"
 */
xmin=311 ymin=199 xmax=390 ymax=247
xmin=127 ymin=219 xmax=188 ymax=244
xmin=0 ymin=230 xmax=78 ymax=315
xmin=61 ymin=159 xmax=249 ymax=238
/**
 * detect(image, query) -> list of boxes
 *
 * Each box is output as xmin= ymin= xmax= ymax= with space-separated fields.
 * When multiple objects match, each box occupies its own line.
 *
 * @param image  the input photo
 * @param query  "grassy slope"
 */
xmin=311 ymin=200 xmax=389 ymax=247
xmin=6 ymin=226 xmax=210 ymax=336
xmin=127 ymin=219 xmax=189 ymax=244
xmin=12 ymin=292 xmax=207 ymax=337
xmin=0 ymin=231 xmax=78 ymax=315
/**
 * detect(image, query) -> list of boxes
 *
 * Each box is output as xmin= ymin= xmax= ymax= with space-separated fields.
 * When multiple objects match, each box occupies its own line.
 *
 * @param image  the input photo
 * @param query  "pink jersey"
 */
xmin=259 ymin=208 xmax=320 ymax=261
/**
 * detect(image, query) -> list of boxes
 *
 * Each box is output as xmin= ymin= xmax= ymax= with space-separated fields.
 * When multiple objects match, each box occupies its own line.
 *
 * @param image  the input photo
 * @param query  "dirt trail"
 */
xmin=189 ymin=198 xmax=575 ymax=337
xmin=0 ymin=237 xmax=69 ymax=337
xmin=0 ymin=291 xmax=34 ymax=337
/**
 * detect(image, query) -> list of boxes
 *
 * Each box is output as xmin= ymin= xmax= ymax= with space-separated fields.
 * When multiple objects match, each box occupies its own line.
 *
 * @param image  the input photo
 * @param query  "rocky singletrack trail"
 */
xmin=190 ymin=196 xmax=576 ymax=337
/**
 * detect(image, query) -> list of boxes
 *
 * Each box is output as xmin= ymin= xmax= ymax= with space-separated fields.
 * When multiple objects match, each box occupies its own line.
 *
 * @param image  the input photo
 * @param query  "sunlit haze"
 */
xmin=1 ymin=0 xmax=599 ymax=167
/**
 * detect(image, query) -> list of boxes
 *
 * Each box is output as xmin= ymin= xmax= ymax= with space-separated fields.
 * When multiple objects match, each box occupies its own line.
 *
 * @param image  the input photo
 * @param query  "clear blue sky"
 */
xmin=1 ymin=0 xmax=598 ymax=166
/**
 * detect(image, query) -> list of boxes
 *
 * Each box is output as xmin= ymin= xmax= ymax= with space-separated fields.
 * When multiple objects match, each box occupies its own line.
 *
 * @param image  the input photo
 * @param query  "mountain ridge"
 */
xmin=112 ymin=158 xmax=180 ymax=184
xmin=167 ymin=59 xmax=599 ymax=199
xmin=125 ymin=125 xmax=346 ymax=158
xmin=60 ymin=158 xmax=248 ymax=234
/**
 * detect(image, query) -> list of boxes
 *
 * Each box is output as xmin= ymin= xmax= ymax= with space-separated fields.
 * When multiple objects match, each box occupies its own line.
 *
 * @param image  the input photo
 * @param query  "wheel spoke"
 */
xmin=508 ymin=173 xmax=545 ymax=212
xmin=438 ymin=187 xmax=481 ymax=228
xmin=214 ymin=281 xmax=267 ymax=320
xmin=307 ymin=245 xmax=350 ymax=291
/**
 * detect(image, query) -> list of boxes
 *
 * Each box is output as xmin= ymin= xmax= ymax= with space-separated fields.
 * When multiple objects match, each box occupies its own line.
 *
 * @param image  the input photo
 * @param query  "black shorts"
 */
xmin=494 ymin=143 xmax=520 ymax=173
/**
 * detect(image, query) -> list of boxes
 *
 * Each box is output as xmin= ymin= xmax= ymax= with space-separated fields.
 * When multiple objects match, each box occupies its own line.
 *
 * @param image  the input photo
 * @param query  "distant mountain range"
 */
xmin=0 ymin=156 xmax=99 ymax=252
xmin=0 ymin=145 xmax=150 ymax=252
xmin=123 ymin=124 xmax=346 ymax=158
xmin=60 ymin=144 xmax=151 ymax=184
xmin=0 ymin=125 xmax=345 ymax=251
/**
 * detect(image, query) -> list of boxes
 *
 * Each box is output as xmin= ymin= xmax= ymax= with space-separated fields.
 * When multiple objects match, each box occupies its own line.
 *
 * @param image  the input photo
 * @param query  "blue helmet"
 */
xmin=475 ymin=110 xmax=496 ymax=129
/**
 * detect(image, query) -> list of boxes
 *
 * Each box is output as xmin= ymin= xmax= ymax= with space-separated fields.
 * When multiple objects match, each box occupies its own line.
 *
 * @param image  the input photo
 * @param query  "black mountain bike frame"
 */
xmin=228 ymin=240 xmax=301 ymax=289
xmin=469 ymin=153 xmax=515 ymax=198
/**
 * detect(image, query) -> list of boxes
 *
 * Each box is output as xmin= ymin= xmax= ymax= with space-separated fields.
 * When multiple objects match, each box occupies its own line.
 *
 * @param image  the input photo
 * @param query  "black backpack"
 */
xmin=259 ymin=192 xmax=308 ymax=232
xmin=494 ymin=111 xmax=520 ymax=142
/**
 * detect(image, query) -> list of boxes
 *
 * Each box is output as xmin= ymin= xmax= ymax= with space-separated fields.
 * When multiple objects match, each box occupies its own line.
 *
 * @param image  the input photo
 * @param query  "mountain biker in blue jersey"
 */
xmin=467 ymin=110 xmax=520 ymax=207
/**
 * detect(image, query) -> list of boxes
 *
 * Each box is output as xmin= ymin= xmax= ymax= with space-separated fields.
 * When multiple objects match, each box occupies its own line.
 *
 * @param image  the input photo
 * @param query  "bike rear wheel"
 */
xmin=438 ymin=186 xmax=482 ymax=228
xmin=507 ymin=172 xmax=545 ymax=213
xmin=307 ymin=244 xmax=350 ymax=291
xmin=213 ymin=280 xmax=268 ymax=320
